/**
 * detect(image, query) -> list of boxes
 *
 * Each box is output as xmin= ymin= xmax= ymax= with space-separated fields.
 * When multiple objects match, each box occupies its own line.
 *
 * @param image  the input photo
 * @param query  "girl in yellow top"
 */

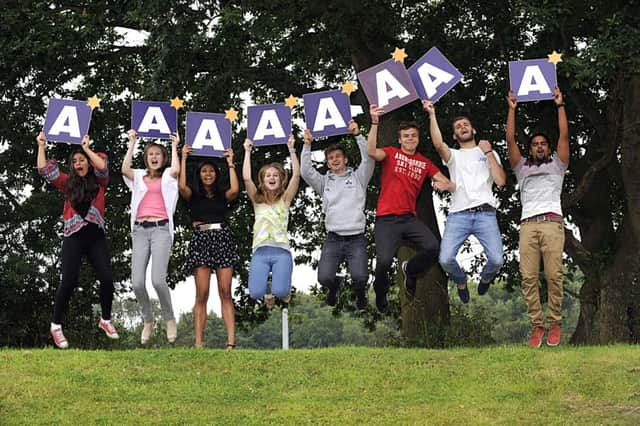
xmin=242 ymin=135 xmax=300 ymax=303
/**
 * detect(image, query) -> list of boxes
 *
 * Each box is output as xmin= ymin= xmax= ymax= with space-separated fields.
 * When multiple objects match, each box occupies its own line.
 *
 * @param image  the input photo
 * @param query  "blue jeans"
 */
xmin=439 ymin=210 xmax=503 ymax=285
xmin=317 ymin=233 xmax=368 ymax=292
xmin=248 ymin=246 xmax=293 ymax=299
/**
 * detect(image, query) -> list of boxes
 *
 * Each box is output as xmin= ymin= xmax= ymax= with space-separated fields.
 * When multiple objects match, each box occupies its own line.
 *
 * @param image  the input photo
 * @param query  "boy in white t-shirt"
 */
xmin=424 ymin=100 xmax=506 ymax=304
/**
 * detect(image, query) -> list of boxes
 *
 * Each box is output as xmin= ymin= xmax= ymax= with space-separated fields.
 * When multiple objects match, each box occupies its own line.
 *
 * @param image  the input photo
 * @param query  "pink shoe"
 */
xmin=50 ymin=324 xmax=69 ymax=349
xmin=98 ymin=318 xmax=120 ymax=339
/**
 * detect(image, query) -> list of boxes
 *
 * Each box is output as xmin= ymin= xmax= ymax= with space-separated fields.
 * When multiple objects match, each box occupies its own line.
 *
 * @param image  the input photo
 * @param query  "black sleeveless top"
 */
xmin=189 ymin=188 xmax=228 ymax=223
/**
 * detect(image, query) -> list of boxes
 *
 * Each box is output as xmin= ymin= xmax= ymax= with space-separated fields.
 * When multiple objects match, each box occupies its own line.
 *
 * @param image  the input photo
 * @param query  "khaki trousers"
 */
xmin=519 ymin=221 xmax=564 ymax=327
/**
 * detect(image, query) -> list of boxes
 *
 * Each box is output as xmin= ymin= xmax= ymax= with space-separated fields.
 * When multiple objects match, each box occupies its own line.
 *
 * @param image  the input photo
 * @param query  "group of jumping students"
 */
xmin=39 ymin=88 xmax=568 ymax=349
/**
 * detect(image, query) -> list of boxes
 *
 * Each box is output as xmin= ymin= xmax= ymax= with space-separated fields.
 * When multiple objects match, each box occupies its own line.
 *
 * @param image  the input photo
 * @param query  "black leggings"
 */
xmin=53 ymin=224 xmax=114 ymax=324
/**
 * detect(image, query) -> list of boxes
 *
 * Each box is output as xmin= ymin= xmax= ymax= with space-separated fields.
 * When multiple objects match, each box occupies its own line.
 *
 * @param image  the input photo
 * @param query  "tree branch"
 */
xmin=563 ymin=227 xmax=592 ymax=267
xmin=0 ymin=182 xmax=21 ymax=211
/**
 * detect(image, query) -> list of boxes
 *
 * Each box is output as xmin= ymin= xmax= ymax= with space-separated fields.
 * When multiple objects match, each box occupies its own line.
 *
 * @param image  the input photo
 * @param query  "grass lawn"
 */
xmin=1 ymin=345 xmax=639 ymax=425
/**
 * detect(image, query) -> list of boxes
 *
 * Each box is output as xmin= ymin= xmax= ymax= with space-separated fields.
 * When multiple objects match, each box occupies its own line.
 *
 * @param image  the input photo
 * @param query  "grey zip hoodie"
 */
xmin=301 ymin=134 xmax=374 ymax=235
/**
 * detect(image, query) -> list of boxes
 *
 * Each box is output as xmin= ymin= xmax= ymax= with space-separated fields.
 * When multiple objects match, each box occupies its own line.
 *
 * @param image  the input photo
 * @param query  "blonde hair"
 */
xmin=254 ymin=162 xmax=288 ymax=204
xmin=143 ymin=143 xmax=169 ymax=178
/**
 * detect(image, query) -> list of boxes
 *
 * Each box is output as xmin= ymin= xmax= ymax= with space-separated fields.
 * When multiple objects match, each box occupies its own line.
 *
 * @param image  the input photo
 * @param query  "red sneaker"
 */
xmin=528 ymin=326 xmax=544 ymax=348
xmin=547 ymin=323 xmax=561 ymax=346
xmin=50 ymin=324 xmax=69 ymax=349
xmin=98 ymin=318 xmax=120 ymax=339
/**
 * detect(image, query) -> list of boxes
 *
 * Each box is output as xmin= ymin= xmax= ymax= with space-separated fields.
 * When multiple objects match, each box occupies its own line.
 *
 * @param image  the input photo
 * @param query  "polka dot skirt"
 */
xmin=185 ymin=227 xmax=239 ymax=273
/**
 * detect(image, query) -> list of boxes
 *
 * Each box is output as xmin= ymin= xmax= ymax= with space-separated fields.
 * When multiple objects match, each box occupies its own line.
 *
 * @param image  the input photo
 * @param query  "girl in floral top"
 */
xmin=242 ymin=135 xmax=300 ymax=305
xmin=36 ymin=131 xmax=119 ymax=349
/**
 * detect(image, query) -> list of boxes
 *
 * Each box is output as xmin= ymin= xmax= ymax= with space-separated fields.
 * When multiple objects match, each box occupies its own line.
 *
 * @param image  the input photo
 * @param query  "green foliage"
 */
xmin=2 ymin=0 xmax=639 ymax=347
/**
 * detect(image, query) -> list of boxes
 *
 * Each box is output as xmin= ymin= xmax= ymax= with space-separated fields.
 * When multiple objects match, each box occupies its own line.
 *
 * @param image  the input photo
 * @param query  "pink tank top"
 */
xmin=137 ymin=176 xmax=168 ymax=219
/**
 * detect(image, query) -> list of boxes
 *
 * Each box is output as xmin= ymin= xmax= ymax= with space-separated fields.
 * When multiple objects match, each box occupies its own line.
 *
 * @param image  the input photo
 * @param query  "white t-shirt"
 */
xmin=445 ymin=146 xmax=500 ymax=213
xmin=513 ymin=154 xmax=567 ymax=220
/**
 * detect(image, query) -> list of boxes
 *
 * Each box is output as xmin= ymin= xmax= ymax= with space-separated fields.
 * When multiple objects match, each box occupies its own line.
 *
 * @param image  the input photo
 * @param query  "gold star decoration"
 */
xmin=547 ymin=50 xmax=563 ymax=65
xmin=284 ymin=94 xmax=298 ymax=109
xmin=170 ymin=96 xmax=184 ymax=110
xmin=225 ymin=107 xmax=239 ymax=122
xmin=391 ymin=47 xmax=408 ymax=63
xmin=341 ymin=81 xmax=356 ymax=96
xmin=86 ymin=95 xmax=101 ymax=110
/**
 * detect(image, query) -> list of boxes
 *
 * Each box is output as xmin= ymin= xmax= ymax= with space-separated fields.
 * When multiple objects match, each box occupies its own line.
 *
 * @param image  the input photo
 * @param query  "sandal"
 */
xmin=226 ymin=342 xmax=236 ymax=350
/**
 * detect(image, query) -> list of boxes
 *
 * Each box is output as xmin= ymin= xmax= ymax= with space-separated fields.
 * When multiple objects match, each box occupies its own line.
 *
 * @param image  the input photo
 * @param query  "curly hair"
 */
xmin=254 ymin=162 xmax=288 ymax=204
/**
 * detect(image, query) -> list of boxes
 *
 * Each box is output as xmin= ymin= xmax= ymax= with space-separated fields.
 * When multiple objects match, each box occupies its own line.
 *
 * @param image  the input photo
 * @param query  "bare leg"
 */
xmin=216 ymin=266 xmax=235 ymax=347
xmin=193 ymin=266 xmax=211 ymax=348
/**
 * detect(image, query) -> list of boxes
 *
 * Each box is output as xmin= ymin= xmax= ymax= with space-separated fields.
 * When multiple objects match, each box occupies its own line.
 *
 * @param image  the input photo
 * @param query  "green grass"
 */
xmin=2 ymin=345 xmax=639 ymax=425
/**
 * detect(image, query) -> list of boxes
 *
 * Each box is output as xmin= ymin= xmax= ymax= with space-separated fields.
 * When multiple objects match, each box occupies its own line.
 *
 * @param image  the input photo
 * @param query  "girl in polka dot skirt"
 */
xmin=179 ymin=144 xmax=239 ymax=349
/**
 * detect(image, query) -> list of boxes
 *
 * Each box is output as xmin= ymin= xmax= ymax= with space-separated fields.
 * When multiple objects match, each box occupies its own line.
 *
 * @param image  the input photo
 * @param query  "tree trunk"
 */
xmin=398 ymin=188 xmax=450 ymax=346
xmin=571 ymin=226 xmax=640 ymax=344
xmin=571 ymin=74 xmax=640 ymax=344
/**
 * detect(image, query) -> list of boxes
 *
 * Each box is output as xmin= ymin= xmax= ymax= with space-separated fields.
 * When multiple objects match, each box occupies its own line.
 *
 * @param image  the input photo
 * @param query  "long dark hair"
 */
xmin=64 ymin=150 xmax=98 ymax=206
xmin=192 ymin=160 xmax=222 ymax=199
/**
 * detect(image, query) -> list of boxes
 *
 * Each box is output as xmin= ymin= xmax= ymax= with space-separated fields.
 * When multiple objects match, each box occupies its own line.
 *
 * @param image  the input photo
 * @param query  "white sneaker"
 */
xmin=166 ymin=319 xmax=177 ymax=343
xmin=98 ymin=318 xmax=119 ymax=339
xmin=50 ymin=323 xmax=69 ymax=349
xmin=141 ymin=321 xmax=154 ymax=345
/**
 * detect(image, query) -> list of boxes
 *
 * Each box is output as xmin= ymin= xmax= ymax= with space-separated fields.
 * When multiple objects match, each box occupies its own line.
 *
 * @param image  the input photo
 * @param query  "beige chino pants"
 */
xmin=519 ymin=221 xmax=565 ymax=327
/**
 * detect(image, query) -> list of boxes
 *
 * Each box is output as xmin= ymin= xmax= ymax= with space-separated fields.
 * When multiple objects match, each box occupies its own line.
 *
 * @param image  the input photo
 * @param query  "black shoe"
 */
xmin=401 ymin=261 xmax=417 ymax=298
xmin=375 ymin=291 xmax=389 ymax=314
xmin=477 ymin=279 xmax=492 ymax=295
xmin=457 ymin=285 xmax=470 ymax=304
xmin=354 ymin=289 xmax=368 ymax=311
xmin=326 ymin=286 xmax=339 ymax=307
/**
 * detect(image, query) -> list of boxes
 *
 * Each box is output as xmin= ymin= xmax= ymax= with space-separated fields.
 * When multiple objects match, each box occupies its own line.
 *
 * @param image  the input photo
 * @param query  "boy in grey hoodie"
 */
xmin=301 ymin=120 xmax=375 ymax=309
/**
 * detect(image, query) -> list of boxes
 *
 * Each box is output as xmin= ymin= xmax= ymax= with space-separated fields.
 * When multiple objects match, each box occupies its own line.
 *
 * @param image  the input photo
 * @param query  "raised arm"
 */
xmin=169 ymin=132 xmax=180 ymax=178
xmin=242 ymin=138 xmax=257 ymax=202
xmin=423 ymin=100 xmax=451 ymax=163
xmin=283 ymin=133 xmax=300 ymax=206
xmin=352 ymin=120 xmax=375 ymax=185
xmin=367 ymin=104 xmax=387 ymax=161
xmin=300 ymin=128 xmax=324 ymax=194
xmin=178 ymin=144 xmax=193 ymax=201
xmin=432 ymin=171 xmax=456 ymax=193
xmin=554 ymin=87 xmax=569 ymax=165
xmin=36 ymin=131 xmax=47 ymax=169
xmin=80 ymin=135 xmax=106 ymax=170
xmin=224 ymin=148 xmax=240 ymax=201
xmin=505 ymin=90 xmax=522 ymax=169
xmin=122 ymin=129 xmax=137 ymax=181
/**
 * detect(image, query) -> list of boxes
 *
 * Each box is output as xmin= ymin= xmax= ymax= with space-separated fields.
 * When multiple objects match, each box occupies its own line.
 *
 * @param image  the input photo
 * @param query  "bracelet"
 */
xmin=228 ymin=164 xmax=235 ymax=168
xmin=484 ymin=150 xmax=493 ymax=155
xmin=556 ymin=103 xmax=565 ymax=108
xmin=371 ymin=121 xmax=379 ymax=125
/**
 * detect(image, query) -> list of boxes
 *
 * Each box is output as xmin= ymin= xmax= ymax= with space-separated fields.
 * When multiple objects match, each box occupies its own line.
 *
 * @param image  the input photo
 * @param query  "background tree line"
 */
xmin=85 ymin=277 xmax=582 ymax=350
xmin=1 ymin=0 xmax=638 ymax=347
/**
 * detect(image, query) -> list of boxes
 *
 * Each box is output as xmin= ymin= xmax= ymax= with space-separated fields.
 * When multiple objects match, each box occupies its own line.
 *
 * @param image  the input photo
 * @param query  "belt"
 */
xmin=522 ymin=213 xmax=563 ymax=223
xmin=463 ymin=203 xmax=496 ymax=213
xmin=327 ymin=232 xmax=363 ymax=241
xmin=195 ymin=223 xmax=224 ymax=231
xmin=135 ymin=219 xmax=169 ymax=228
